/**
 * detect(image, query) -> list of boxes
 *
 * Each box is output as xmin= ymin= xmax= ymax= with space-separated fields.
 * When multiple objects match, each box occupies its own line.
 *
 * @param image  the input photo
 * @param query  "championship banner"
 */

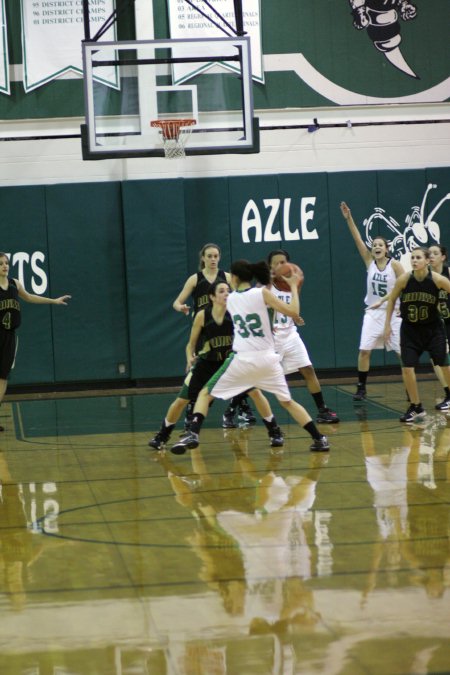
xmin=0 ymin=0 xmax=9 ymax=94
xmin=20 ymin=0 xmax=118 ymax=92
xmin=168 ymin=0 xmax=263 ymax=84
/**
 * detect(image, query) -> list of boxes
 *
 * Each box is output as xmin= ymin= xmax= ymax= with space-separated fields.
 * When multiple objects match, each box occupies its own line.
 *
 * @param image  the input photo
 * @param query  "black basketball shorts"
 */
xmin=400 ymin=320 xmax=448 ymax=368
xmin=0 ymin=330 xmax=18 ymax=379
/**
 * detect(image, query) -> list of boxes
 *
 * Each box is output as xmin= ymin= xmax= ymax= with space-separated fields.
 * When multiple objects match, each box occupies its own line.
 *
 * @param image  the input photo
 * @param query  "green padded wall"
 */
xmin=1 ymin=167 xmax=449 ymax=386
xmin=184 ymin=178 xmax=232 ymax=274
xmin=122 ymin=179 xmax=189 ymax=380
xmin=46 ymin=182 xmax=129 ymax=382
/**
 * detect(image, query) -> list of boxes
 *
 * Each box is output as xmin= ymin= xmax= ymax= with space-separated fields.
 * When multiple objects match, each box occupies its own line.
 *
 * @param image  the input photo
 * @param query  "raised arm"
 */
xmin=340 ymin=201 xmax=372 ymax=267
xmin=16 ymin=280 xmax=70 ymax=305
xmin=173 ymin=273 xmax=197 ymax=315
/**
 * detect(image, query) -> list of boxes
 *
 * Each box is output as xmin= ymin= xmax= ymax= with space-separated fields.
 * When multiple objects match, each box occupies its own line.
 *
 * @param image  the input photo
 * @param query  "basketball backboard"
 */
xmin=81 ymin=36 xmax=258 ymax=159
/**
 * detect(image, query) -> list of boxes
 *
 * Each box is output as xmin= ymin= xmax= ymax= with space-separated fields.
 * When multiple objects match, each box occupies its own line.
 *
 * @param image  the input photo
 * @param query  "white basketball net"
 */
xmin=151 ymin=119 xmax=195 ymax=159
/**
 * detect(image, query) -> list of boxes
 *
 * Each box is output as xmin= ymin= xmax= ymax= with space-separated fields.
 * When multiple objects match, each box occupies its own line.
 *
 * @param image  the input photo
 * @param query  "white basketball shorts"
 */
xmin=359 ymin=307 xmax=401 ymax=353
xmin=207 ymin=350 xmax=292 ymax=402
xmin=274 ymin=330 xmax=312 ymax=374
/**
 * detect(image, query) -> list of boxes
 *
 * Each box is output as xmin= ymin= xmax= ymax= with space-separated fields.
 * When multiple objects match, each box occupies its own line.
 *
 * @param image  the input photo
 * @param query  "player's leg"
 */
xmin=354 ymin=311 xmax=381 ymax=400
xmin=299 ymin=365 xmax=340 ymax=423
xmin=432 ymin=321 xmax=450 ymax=409
xmin=277 ymin=398 xmax=329 ymax=451
xmin=399 ymin=322 xmax=425 ymax=423
xmin=0 ymin=332 xmax=17 ymax=432
xmin=149 ymin=361 xmax=213 ymax=449
xmin=148 ymin=396 xmax=189 ymax=449
xmin=252 ymin=357 xmax=329 ymax=451
xmin=222 ymin=392 xmax=256 ymax=428
xmin=170 ymin=387 xmax=215 ymax=454
xmin=247 ymin=388 xmax=284 ymax=447
xmin=171 ymin=354 xmax=257 ymax=454
xmin=0 ymin=379 xmax=7 ymax=432
xmin=429 ymin=324 xmax=450 ymax=402
xmin=279 ymin=331 xmax=339 ymax=423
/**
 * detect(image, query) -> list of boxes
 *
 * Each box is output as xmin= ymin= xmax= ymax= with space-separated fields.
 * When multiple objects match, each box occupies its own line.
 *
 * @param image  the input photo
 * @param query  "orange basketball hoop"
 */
xmin=150 ymin=118 xmax=196 ymax=159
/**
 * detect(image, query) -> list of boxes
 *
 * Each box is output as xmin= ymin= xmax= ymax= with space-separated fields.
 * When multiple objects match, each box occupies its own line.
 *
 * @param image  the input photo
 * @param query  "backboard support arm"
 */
xmin=82 ymin=0 xmax=245 ymax=42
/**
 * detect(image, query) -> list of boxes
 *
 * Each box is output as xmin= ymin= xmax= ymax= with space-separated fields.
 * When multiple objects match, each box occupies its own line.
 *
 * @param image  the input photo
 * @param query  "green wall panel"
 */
xmin=122 ymin=179 xmax=188 ymax=380
xmin=184 ymin=178 xmax=232 ymax=274
xmin=46 ymin=182 xmax=129 ymax=382
xmin=0 ymin=185 xmax=54 ymax=385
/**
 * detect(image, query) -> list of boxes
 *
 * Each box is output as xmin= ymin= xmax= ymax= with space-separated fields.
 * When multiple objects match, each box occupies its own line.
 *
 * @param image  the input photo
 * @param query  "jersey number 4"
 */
xmin=2 ymin=312 xmax=11 ymax=330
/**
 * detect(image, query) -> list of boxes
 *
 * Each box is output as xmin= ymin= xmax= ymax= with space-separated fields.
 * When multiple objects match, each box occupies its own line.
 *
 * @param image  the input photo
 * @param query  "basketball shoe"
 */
xmin=399 ymin=404 xmax=426 ymax=423
xmin=310 ymin=436 xmax=330 ymax=451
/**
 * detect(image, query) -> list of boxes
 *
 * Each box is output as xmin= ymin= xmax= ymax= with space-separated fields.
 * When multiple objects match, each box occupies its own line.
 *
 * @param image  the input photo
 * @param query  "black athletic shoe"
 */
xmin=310 ymin=436 xmax=330 ymax=452
xmin=316 ymin=407 xmax=340 ymax=424
xmin=148 ymin=429 xmax=172 ymax=450
xmin=268 ymin=425 xmax=284 ymax=448
xmin=237 ymin=400 xmax=257 ymax=426
xmin=399 ymin=404 xmax=426 ymax=424
xmin=170 ymin=432 xmax=199 ymax=455
xmin=435 ymin=397 xmax=450 ymax=411
xmin=222 ymin=410 xmax=237 ymax=429
xmin=353 ymin=386 xmax=366 ymax=402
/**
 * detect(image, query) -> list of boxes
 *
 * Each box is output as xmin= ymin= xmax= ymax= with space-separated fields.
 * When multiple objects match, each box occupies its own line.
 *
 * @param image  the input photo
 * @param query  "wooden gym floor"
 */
xmin=0 ymin=378 xmax=449 ymax=675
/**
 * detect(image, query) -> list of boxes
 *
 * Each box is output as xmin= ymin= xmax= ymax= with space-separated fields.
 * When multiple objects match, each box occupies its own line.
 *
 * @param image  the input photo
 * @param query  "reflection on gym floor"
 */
xmin=0 ymin=380 xmax=449 ymax=674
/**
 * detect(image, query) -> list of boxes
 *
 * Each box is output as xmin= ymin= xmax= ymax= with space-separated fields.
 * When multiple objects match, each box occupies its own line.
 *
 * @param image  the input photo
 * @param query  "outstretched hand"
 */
xmin=293 ymin=315 xmax=305 ymax=326
xmin=340 ymin=201 xmax=351 ymax=219
xmin=54 ymin=295 xmax=71 ymax=305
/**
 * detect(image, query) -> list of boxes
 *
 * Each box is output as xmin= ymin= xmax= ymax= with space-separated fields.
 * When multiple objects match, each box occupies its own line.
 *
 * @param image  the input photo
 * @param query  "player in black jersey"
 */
xmin=173 ymin=243 xmax=231 ymax=317
xmin=384 ymin=248 xmax=450 ymax=423
xmin=149 ymin=279 xmax=284 ymax=450
xmin=0 ymin=252 xmax=70 ymax=431
xmin=429 ymin=244 xmax=450 ymax=409
xmin=172 ymin=242 xmax=256 ymax=429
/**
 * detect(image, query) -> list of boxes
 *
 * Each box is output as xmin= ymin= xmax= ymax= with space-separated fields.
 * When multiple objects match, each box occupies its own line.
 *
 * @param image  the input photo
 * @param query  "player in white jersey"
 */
xmin=341 ymin=202 xmax=405 ymax=401
xmin=170 ymin=259 xmax=330 ymax=454
xmin=268 ymin=249 xmax=339 ymax=425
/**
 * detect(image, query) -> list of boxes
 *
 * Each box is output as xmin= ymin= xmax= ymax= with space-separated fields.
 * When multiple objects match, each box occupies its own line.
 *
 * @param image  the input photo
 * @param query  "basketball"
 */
xmin=273 ymin=262 xmax=304 ymax=292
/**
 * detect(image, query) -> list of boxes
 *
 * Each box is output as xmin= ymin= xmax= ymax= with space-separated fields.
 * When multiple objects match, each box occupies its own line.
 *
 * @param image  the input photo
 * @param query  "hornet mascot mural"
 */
xmin=348 ymin=0 xmax=418 ymax=78
xmin=363 ymin=184 xmax=450 ymax=271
